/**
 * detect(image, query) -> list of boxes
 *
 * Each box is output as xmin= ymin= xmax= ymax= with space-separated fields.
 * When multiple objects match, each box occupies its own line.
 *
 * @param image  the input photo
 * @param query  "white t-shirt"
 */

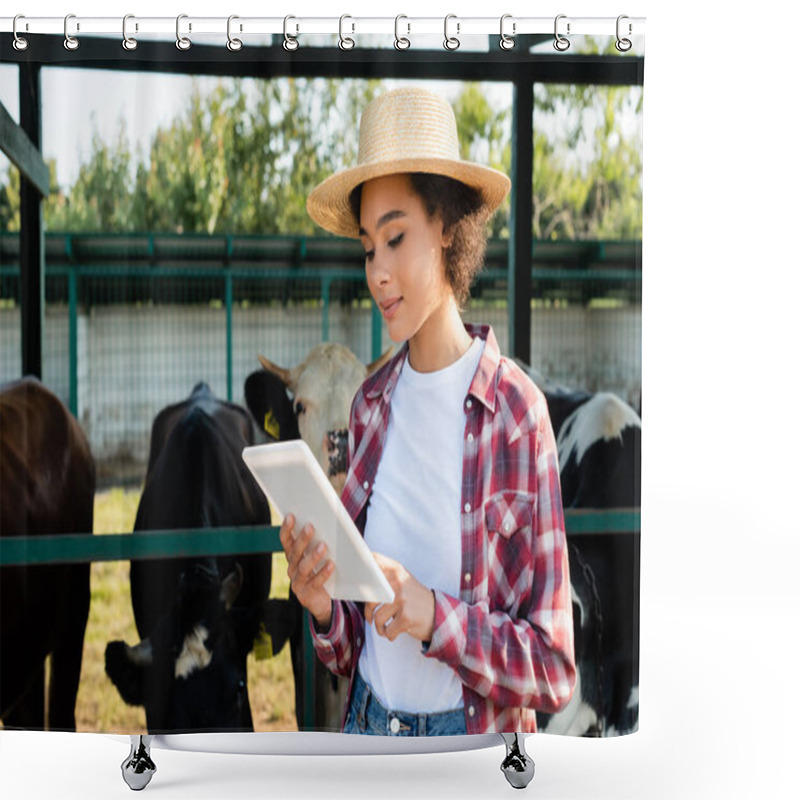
xmin=358 ymin=336 xmax=485 ymax=713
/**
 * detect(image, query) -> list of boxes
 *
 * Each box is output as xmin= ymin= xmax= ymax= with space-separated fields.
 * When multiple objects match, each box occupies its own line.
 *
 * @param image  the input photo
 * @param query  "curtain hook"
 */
xmin=394 ymin=15 xmax=410 ymax=50
xmin=122 ymin=14 xmax=138 ymax=51
xmin=227 ymin=15 xmax=243 ymax=51
xmin=615 ymin=15 xmax=632 ymax=52
xmin=339 ymin=15 xmax=355 ymax=50
xmin=12 ymin=15 xmax=29 ymax=51
xmin=64 ymin=13 xmax=80 ymax=51
xmin=444 ymin=14 xmax=460 ymax=51
xmin=176 ymin=14 xmax=191 ymax=50
xmin=553 ymin=14 xmax=570 ymax=52
xmin=283 ymin=15 xmax=299 ymax=51
xmin=500 ymin=14 xmax=516 ymax=51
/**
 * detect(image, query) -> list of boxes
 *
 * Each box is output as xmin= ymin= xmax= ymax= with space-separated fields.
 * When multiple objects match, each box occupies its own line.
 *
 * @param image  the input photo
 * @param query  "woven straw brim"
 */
xmin=306 ymin=158 xmax=511 ymax=239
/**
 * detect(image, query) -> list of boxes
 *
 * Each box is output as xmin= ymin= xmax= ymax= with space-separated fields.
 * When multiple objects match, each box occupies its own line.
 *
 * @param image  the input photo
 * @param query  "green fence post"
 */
xmin=371 ymin=302 xmax=382 ymax=360
xmin=68 ymin=266 xmax=78 ymax=417
xmin=225 ymin=269 xmax=233 ymax=402
xmin=302 ymin=608 xmax=316 ymax=731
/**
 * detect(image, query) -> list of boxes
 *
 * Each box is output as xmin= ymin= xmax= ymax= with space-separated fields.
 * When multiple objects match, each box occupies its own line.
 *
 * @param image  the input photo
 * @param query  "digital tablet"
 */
xmin=242 ymin=440 xmax=394 ymax=604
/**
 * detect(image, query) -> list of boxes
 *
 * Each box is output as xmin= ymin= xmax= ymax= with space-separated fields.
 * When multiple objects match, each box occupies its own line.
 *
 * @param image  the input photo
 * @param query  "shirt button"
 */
xmin=464 ymin=503 xmax=471 ymax=513
xmin=390 ymin=717 xmax=400 ymax=734
xmin=467 ymin=433 xmax=474 ymax=443
xmin=466 ymin=399 xmax=473 ymax=409
xmin=356 ymin=637 xmax=362 ymax=647
xmin=503 ymin=521 xmax=511 ymax=532
xmin=464 ymin=573 xmax=472 ymax=584
xmin=468 ymin=706 xmax=475 ymax=718
xmin=362 ymin=480 xmax=369 ymax=490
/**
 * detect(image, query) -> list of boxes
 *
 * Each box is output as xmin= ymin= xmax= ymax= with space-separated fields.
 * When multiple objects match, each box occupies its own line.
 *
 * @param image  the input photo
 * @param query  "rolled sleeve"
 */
xmin=423 ymin=588 xmax=575 ymax=714
xmin=423 ymin=589 xmax=466 ymax=664
xmin=308 ymin=599 xmax=363 ymax=678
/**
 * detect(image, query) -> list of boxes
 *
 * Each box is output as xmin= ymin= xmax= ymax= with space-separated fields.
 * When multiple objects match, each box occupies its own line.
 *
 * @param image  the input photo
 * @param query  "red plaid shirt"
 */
xmin=310 ymin=324 xmax=575 ymax=733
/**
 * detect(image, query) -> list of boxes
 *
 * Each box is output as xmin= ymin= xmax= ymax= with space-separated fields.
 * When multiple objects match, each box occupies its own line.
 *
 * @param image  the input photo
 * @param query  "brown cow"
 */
xmin=0 ymin=377 xmax=95 ymax=730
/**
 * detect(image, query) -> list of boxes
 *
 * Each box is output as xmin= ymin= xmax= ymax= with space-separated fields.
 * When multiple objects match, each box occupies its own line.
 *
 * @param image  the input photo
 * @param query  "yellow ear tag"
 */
xmin=253 ymin=623 xmax=274 ymax=661
xmin=263 ymin=410 xmax=280 ymax=440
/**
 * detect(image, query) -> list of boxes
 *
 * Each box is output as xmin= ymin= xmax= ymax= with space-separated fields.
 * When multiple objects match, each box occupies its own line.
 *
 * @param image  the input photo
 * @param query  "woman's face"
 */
xmin=358 ymin=174 xmax=452 ymax=344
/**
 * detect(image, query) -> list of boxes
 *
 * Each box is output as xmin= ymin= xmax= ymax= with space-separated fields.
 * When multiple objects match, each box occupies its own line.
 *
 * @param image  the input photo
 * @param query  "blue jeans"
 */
xmin=343 ymin=669 xmax=467 ymax=736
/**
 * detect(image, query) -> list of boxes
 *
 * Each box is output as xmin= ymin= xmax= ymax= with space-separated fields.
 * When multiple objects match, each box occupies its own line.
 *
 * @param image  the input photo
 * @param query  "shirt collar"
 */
xmin=364 ymin=341 xmax=407 ymax=402
xmin=364 ymin=323 xmax=500 ymax=412
xmin=465 ymin=323 xmax=500 ymax=412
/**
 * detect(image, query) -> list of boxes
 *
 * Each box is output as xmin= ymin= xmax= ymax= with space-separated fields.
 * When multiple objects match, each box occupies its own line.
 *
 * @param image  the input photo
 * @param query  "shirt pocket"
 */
xmin=483 ymin=490 xmax=537 ymax=539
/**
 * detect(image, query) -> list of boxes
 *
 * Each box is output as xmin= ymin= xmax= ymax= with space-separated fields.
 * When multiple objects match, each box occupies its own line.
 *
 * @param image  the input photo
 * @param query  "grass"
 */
xmin=74 ymin=488 xmax=297 ymax=733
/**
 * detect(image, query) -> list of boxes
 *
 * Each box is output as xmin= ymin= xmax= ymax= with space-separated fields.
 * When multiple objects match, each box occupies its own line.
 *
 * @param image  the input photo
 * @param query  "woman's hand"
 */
xmin=365 ymin=553 xmax=435 ymax=643
xmin=279 ymin=514 xmax=334 ymax=630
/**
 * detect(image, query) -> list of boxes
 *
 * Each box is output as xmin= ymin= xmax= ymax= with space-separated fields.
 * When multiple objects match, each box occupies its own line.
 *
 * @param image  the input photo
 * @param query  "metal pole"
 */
xmin=225 ymin=269 xmax=233 ymax=402
xmin=68 ymin=267 xmax=78 ymax=416
xmin=301 ymin=608 xmax=316 ymax=731
xmin=18 ymin=62 xmax=44 ymax=380
xmin=508 ymin=69 xmax=534 ymax=365
xmin=371 ymin=302 xmax=382 ymax=361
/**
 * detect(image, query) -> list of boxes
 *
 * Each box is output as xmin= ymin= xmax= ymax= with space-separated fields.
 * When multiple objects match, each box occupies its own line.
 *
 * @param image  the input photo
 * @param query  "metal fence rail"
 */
xmin=0 ymin=510 xmax=640 ymax=568
xmin=0 ymin=509 xmax=640 ymax=732
xmin=0 ymin=525 xmax=281 ymax=567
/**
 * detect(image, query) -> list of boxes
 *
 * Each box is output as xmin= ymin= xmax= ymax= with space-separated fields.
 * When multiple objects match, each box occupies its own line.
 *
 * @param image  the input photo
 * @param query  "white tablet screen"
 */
xmin=242 ymin=440 xmax=394 ymax=604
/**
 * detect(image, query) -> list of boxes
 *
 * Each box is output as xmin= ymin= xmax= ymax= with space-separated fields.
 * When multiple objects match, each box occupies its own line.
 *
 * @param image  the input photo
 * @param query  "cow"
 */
xmin=104 ymin=382 xmax=295 ymax=733
xmin=245 ymin=344 xmax=392 ymax=731
xmin=255 ymin=344 xmax=392 ymax=495
xmin=0 ymin=376 xmax=95 ymax=731
xmin=518 ymin=361 xmax=641 ymax=737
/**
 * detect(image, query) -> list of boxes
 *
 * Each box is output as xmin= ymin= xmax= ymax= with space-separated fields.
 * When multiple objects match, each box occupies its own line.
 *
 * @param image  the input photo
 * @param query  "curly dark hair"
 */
xmin=349 ymin=173 xmax=490 ymax=309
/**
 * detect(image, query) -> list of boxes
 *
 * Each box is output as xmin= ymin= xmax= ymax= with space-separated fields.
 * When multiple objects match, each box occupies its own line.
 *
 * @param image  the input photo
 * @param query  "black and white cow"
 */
xmin=1 ymin=377 xmax=95 ymax=731
xmin=518 ymin=361 xmax=641 ymax=737
xmin=105 ymin=382 xmax=295 ymax=733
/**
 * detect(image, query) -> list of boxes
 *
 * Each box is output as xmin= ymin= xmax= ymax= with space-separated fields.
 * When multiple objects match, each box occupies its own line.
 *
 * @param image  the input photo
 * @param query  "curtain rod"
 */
xmin=1 ymin=15 xmax=646 ymax=41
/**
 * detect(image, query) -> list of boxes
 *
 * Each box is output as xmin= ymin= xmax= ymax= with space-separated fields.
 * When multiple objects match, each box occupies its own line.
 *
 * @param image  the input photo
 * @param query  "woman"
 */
xmin=279 ymin=87 xmax=575 ymax=736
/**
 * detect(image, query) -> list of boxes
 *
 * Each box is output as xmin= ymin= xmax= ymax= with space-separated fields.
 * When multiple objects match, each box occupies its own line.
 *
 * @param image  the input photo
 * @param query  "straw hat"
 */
xmin=306 ymin=87 xmax=511 ymax=238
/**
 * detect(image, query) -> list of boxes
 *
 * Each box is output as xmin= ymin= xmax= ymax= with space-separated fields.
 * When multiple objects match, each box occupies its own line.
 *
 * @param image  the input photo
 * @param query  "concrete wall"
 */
xmin=0 ymin=302 xmax=640 ymax=485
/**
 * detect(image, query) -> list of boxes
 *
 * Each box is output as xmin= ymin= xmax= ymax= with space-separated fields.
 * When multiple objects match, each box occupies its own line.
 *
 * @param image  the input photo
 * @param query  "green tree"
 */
xmin=529 ymin=37 xmax=643 ymax=240
xmin=451 ymin=84 xmax=512 ymax=238
xmin=531 ymin=81 xmax=642 ymax=240
xmin=46 ymin=123 xmax=138 ymax=231
xmin=0 ymin=164 xmax=19 ymax=232
xmin=134 ymin=82 xmax=242 ymax=234
xmin=0 ymin=159 xmax=62 ymax=232
xmin=0 ymin=74 xmax=641 ymax=242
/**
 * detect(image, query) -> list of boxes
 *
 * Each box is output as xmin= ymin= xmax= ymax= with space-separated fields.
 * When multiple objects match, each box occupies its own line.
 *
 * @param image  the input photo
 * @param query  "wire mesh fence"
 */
xmin=0 ymin=233 xmax=640 ymax=486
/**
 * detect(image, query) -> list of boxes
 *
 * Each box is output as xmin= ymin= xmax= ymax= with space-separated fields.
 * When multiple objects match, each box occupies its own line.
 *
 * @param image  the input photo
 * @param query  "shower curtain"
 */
xmin=0 ymin=15 xmax=643 ymax=745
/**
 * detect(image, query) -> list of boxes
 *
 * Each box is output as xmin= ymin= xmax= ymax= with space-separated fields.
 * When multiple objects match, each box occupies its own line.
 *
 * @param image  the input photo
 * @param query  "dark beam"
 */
xmin=18 ymin=62 xmax=44 ymax=380
xmin=508 ymin=70 xmax=534 ymax=365
xmin=0 ymin=101 xmax=50 ymax=197
xmin=0 ymin=35 xmax=644 ymax=86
